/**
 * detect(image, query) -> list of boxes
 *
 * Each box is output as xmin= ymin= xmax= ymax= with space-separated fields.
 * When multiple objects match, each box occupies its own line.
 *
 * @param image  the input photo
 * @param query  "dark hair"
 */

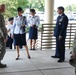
xmin=57 ymin=6 xmax=65 ymax=12
xmin=8 ymin=17 xmax=14 ymax=21
xmin=30 ymin=9 xmax=36 ymax=13
xmin=17 ymin=7 xmax=23 ymax=12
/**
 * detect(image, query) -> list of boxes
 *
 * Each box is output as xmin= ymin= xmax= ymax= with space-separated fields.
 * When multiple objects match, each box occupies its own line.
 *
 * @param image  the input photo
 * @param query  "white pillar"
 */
xmin=45 ymin=0 xmax=54 ymax=23
xmin=41 ymin=0 xmax=54 ymax=50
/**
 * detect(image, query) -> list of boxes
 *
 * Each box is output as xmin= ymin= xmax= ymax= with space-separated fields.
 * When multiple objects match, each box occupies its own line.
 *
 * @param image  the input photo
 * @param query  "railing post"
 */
xmin=41 ymin=24 xmax=43 ymax=50
xmin=69 ymin=24 xmax=72 ymax=49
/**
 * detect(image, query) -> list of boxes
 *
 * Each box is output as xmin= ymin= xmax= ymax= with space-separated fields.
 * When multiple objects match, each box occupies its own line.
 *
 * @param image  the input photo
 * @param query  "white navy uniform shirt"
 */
xmin=6 ymin=24 xmax=14 ymax=36
xmin=9 ymin=25 xmax=14 ymax=35
xmin=28 ymin=15 xmax=40 ymax=26
xmin=13 ymin=16 xmax=27 ymax=35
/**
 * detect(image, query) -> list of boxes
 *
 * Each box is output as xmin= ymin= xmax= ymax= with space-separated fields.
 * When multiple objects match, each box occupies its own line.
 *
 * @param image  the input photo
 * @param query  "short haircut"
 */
xmin=0 ymin=4 xmax=5 ymax=7
xmin=8 ymin=17 xmax=14 ymax=21
xmin=0 ymin=4 xmax=5 ymax=9
xmin=57 ymin=6 xmax=65 ymax=12
xmin=17 ymin=7 xmax=23 ymax=12
xmin=30 ymin=9 xmax=36 ymax=13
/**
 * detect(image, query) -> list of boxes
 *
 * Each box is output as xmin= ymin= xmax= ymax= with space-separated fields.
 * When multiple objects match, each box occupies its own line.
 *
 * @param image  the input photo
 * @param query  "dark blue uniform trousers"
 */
xmin=6 ymin=36 xmax=13 ymax=49
xmin=55 ymin=38 xmax=60 ymax=57
xmin=56 ymin=37 xmax=65 ymax=60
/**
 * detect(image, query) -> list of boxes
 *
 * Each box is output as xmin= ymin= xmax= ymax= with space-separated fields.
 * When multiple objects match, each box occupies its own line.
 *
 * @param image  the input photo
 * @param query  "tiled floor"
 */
xmin=0 ymin=49 xmax=75 ymax=75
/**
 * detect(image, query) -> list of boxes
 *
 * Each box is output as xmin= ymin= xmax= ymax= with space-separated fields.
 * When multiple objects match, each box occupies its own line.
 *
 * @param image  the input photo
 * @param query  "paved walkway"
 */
xmin=0 ymin=49 xmax=75 ymax=75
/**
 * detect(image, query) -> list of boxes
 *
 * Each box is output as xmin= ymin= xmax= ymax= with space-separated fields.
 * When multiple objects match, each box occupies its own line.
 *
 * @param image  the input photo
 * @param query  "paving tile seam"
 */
xmin=0 ymin=67 xmax=74 ymax=74
xmin=38 ymin=67 xmax=74 ymax=71
xmin=0 ymin=70 xmax=40 ymax=74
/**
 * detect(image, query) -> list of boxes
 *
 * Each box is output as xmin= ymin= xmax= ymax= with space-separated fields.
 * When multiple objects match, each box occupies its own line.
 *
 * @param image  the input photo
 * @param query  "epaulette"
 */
xmin=15 ymin=16 xmax=18 ymax=18
xmin=35 ymin=16 xmax=38 ymax=17
xmin=23 ymin=16 xmax=26 ymax=18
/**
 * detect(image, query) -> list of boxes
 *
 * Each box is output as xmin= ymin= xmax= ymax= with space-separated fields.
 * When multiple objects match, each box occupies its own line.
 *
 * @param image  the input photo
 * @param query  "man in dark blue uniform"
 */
xmin=51 ymin=6 xmax=68 ymax=62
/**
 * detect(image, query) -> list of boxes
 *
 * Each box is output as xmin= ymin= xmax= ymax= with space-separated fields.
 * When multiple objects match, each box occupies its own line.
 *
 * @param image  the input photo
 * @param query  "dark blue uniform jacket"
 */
xmin=54 ymin=13 xmax=68 ymax=38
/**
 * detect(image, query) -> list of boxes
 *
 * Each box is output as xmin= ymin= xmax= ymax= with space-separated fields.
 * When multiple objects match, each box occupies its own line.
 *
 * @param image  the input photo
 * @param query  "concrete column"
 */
xmin=45 ymin=0 xmax=54 ymax=23
xmin=41 ymin=0 xmax=54 ymax=50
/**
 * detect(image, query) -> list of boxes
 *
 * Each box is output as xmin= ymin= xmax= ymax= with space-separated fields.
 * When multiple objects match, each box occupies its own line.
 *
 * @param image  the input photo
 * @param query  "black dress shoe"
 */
xmin=32 ymin=48 xmax=36 ymax=50
xmin=30 ymin=49 xmax=33 ymax=50
xmin=58 ymin=60 xmax=64 ymax=63
xmin=0 ymin=63 xmax=7 ymax=68
xmin=16 ymin=55 xmax=20 ymax=60
xmin=16 ymin=57 xmax=19 ymax=60
xmin=51 ymin=56 xmax=59 ymax=58
xmin=28 ymin=56 xmax=31 ymax=59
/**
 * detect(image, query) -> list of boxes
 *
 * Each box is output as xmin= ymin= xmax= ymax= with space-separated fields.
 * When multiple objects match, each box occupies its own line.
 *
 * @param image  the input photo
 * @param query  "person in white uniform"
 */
xmin=6 ymin=17 xmax=14 ymax=49
xmin=12 ymin=7 xmax=30 ymax=60
xmin=28 ymin=9 xmax=40 ymax=50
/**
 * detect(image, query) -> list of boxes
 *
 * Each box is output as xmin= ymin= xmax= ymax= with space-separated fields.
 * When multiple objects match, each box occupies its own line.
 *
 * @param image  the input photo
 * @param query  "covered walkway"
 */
xmin=0 ymin=0 xmax=75 ymax=75
xmin=0 ymin=49 xmax=74 ymax=75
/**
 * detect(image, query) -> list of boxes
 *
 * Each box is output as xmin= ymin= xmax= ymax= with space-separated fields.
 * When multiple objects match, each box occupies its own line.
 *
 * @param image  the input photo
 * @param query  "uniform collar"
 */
xmin=31 ymin=15 xmax=36 ymax=18
xmin=18 ymin=15 xmax=23 ymax=18
xmin=59 ymin=14 xmax=62 ymax=16
xmin=59 ymin=13 xmax=64 ymax=17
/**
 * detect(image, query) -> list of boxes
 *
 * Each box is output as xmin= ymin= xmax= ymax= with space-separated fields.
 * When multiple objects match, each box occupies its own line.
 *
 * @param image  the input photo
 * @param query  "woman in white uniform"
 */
xmin=12 ymin=7 xmax=30 ymax=60
xmin=28 ymin=9 xmax=40 ymax=50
